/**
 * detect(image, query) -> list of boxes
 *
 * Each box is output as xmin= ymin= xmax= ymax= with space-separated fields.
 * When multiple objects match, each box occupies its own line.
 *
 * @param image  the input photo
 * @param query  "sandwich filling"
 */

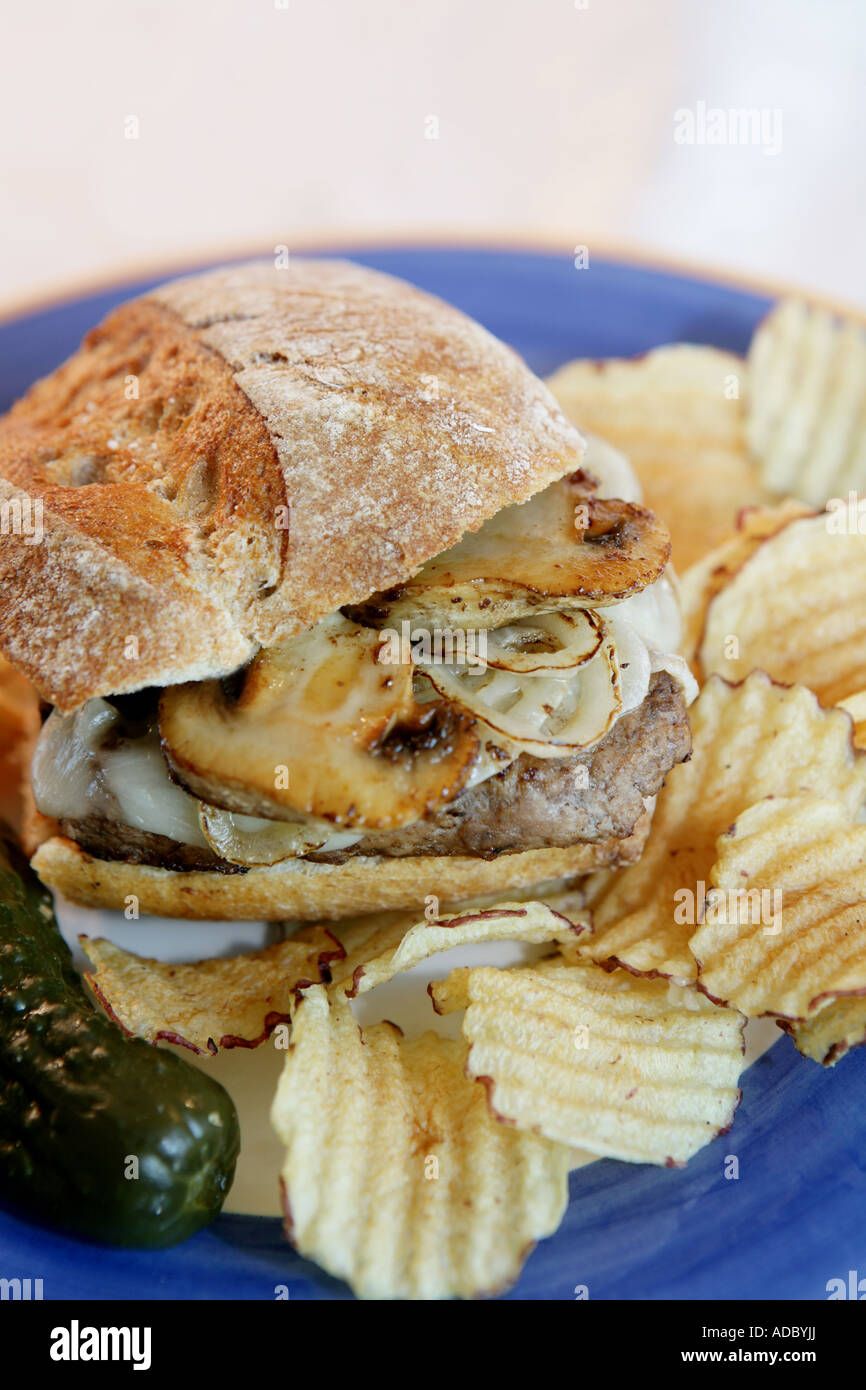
xmin=31 ymin=441 xmax=696 ymax=871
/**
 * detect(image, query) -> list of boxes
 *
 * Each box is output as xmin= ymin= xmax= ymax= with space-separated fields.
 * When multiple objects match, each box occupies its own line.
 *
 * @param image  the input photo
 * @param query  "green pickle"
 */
xmin=0 ymin=838 xmax=239 ymax=1246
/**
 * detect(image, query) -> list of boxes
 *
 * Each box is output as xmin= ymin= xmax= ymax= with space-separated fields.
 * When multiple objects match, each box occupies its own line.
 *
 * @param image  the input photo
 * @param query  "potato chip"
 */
xmin=321 ymin=887 xmax=588 ymax=991
xmin=547 ymin=345 xmax=762 ymax=570
xmin=532 ymin=882 xmax=589 ymax=924
xmin=690 ymin=795 xmax=866 ymax=1019
xmin=338 ymin=901 xmax=587 ymax=997
xmin=81 ymin=926 xmax=343 ymax=1054
xmin=0 ymin=652 xmax=41 ymax=833
xmin=0 ymin=651 xmax=38 ymax=727
xmin=325 ymin=907 xmax=426 ymax=989
xmin=679 ymin=500 xmax=811 ymax=668
xmin=581 ymin=672 xmax=866 ymax=982
xmin=696 ymin=512 xmax=866 ymax=704
xmin=746 ymin=298 xmax=866 ymax=505
xmin=838 ymin=691 xmax=866 ymax=750
xmin=270 ymin=984 xmax=571 ymax=1299
xmin=431 ymin=958 xmax=744 ymax=1166
xmin=781 ymin=996 xmax=866 ymax=1067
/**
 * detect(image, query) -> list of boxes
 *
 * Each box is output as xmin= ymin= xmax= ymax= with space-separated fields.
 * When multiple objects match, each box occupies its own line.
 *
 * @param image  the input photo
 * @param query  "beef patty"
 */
xmin=61 ymin=671 xmax=690 ymax=870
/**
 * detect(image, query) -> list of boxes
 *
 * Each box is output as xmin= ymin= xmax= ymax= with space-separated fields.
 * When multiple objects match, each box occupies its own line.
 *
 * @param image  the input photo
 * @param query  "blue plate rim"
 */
xmin=2 ymin=234 xmax=864 ymax=332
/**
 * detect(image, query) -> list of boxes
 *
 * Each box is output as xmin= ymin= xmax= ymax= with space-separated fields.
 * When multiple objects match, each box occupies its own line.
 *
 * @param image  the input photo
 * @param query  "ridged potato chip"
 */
xmin=696 ymin=512 xmax=866 ymax=705
xmin=581 ymin=673 xmax=866 ymax=981
xmin=838 ymin=691 xmax=866 ymax=750
xmin=0 ymin=652 xmax=40 ymax=833
xmin=339 ymin=901 xmax=586 ymax=997
xmin=679 ymin=500 xmax=811 ymax=668
xmin=691 ymin=795 xmax=866 ymax=1019
xmin=81 ymin=926 xmax=343 ymax=1054
xmin=326 ymin=907 xmax=428 ymax=989
xmin=295 ymin=876 xmax=589 ymax=992
xmin=271 ymin=984 xmax=571 ymax=1300
xmin=746 ymin=298 xmax=866 ymax=505
xmin=0 ymin=651 xmax=38 ymax=732
xmin=547 ymin=345 xmax=762 ymax=570
xmin=431 ymin=958 xmax=745 ymax=1166
xmin=781 ymin=996 xmax=866 ymax=1067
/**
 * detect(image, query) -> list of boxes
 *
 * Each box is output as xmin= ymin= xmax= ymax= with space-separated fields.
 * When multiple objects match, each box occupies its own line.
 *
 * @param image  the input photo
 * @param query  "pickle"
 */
xmin=0 ymin=839 xmax=239 ymax=1246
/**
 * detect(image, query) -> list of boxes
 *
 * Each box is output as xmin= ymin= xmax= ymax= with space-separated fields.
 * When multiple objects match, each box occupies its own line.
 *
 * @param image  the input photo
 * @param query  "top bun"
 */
xmin=0 ymin=259 xmax=585 ymax=710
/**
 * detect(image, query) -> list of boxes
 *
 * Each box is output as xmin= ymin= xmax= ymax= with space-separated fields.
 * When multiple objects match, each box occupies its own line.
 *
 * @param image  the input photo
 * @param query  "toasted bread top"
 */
xmin=0 ymin=259 xmax=586 ymax=709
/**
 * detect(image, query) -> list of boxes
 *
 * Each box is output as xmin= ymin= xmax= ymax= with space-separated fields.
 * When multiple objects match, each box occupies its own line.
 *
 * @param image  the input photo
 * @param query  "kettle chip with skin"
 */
xmin=746 ymin=298 xmax=866 ymax=506
xmin=780 ymin=996 xmax=866 ymax=1068
xmin=336 ymin=900 xmax=587 ymax=997
xmin=430 ymin=957 xmax=745 ymax=1168
xmin=80 ymin=927 xmax=344 ymax=1055
xmin=270 ymin=983 xmax=572 ymax=1301
xmin=690 ymin=795 xmax=866 ymax=1021
xmin=691 ymin=511 xmax=866 ymax=705
xmin=678 ymin=498 xmax=812 ymax=668
xmin=578 ymin=672 xmax=866 ymax=983
xmin=319 ymin=898 xmax=587 ymax=993
xmin=0 ymin=653 xmax=41 ymax=834
xmin=837 ymin=690 xmax=866 ymax=750
xmin=547 ymin=344 xmax=762 ymax=572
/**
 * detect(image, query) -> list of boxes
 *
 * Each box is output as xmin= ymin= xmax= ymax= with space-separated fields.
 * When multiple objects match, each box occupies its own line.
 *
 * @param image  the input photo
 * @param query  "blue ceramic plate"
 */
xmin=2 ymin=248 xmax=864 ymax=1302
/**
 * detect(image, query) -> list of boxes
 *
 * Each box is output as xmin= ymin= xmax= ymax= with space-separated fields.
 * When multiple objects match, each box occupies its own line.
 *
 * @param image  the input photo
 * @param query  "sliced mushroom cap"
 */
xmin=159 ymin=614 xmax=480 ymax=829
xmin=351 ymin=477 xmax=671 ymax=629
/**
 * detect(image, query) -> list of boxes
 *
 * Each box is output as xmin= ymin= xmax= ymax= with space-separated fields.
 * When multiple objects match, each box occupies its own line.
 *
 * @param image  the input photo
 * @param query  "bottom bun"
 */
xmin=32 ymin=814 xmax=650 ymax=921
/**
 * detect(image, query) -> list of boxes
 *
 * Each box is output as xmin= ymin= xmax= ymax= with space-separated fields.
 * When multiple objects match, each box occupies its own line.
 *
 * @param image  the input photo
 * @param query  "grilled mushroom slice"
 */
xmin=159 ymin=614 xmax=480 ymax=829
xmin=352 ymin=477 xmax=671 ymax=629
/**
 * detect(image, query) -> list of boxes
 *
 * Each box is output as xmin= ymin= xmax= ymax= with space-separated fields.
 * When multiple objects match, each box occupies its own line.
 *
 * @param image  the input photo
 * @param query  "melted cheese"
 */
xmin=33 ymin=701 xmax=210 ymax=847
xmin=31 ymin=701 xmax=362 ymax=861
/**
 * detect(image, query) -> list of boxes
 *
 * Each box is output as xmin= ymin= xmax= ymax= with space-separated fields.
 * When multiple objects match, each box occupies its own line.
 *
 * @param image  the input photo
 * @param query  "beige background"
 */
xmin=2 ymin=0 xmax=864 ymax=309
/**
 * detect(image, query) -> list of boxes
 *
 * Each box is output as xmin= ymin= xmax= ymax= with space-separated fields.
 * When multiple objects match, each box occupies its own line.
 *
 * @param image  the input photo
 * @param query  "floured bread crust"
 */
xmin=0 ymin=260 xmax=585 ymax=710
xmin=32 ymin=819 xmax=650 ymax=922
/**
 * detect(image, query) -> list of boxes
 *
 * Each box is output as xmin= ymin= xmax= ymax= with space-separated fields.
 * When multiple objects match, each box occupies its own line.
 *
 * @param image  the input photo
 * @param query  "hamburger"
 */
xmin=0 ymin=259 xmax=694 ymax=920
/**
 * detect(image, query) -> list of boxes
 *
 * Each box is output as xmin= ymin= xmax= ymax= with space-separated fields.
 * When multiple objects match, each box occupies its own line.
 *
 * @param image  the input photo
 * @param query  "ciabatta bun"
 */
xmin=0 ymin=260 xmax=585 ymax=711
